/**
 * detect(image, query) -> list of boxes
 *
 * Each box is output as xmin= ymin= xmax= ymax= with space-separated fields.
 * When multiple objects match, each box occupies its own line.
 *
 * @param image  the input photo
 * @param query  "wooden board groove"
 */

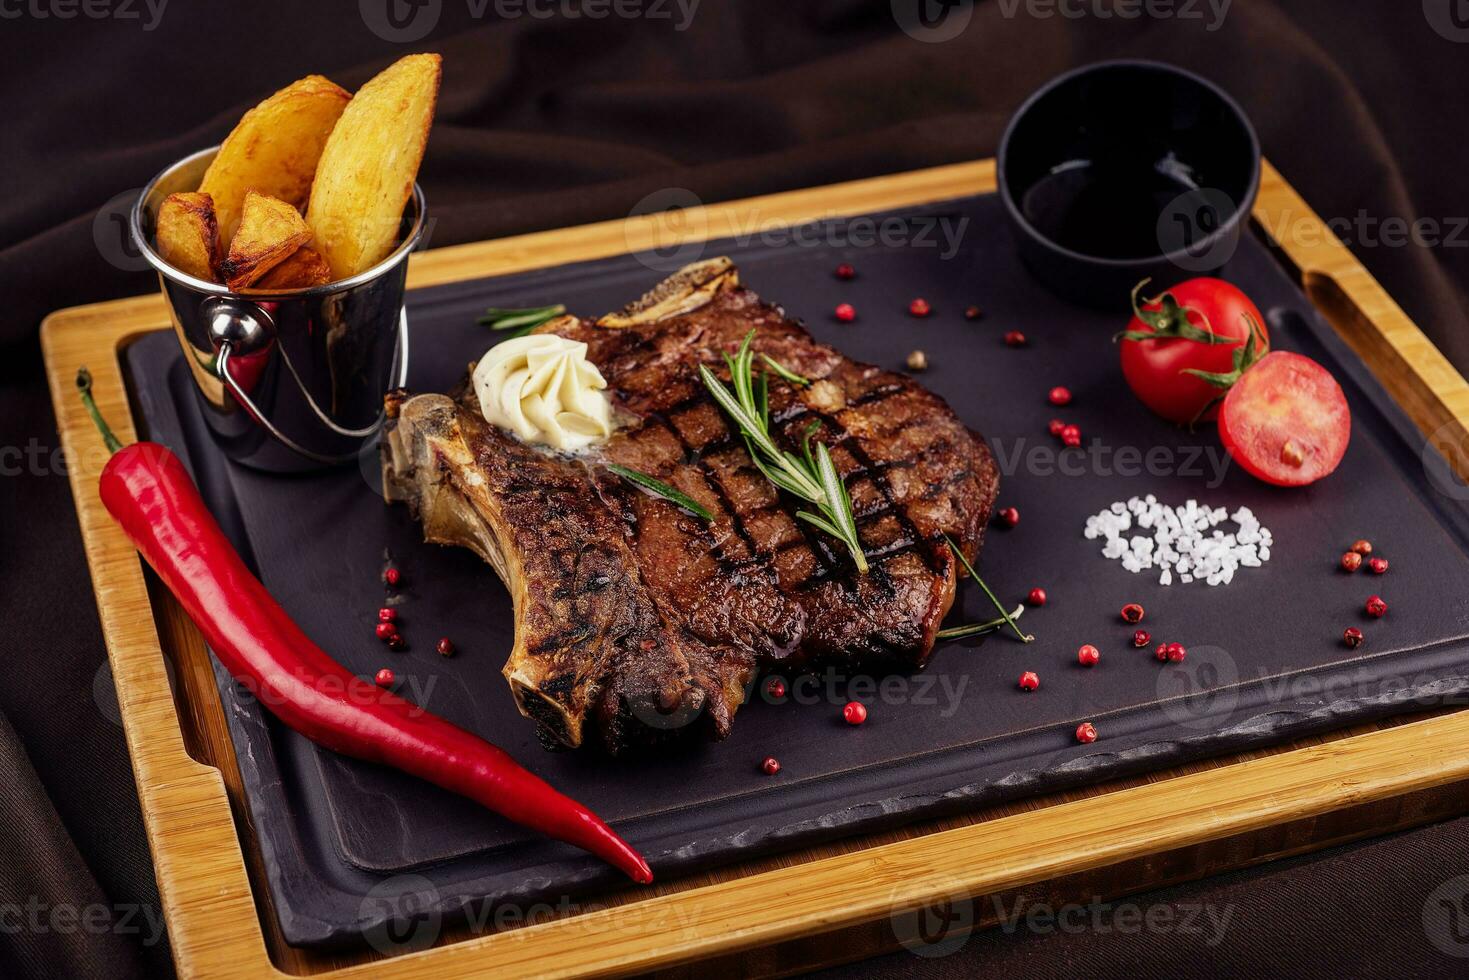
xmin=40 ymin=158 xmax=1469 ymax=979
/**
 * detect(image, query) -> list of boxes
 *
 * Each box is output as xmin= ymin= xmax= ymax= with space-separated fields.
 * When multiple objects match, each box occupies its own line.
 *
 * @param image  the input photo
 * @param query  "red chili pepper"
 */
xmin=77 ymin=369 xmax=651 ymax=884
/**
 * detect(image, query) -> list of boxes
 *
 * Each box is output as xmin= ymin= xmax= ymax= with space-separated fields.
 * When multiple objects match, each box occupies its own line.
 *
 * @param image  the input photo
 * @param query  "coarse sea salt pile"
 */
xmin=1083 ymin=495 xmax=1272 ymax=587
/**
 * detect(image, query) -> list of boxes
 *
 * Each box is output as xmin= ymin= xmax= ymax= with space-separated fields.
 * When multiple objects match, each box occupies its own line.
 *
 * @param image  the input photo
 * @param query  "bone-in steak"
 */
xmin=382 ymin=258 xmax=999 ymax=754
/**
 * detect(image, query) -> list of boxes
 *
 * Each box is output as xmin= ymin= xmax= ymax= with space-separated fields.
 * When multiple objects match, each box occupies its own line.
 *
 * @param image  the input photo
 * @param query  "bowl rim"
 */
xmin=129 ymin=145 xmax=427 ymax=299
xmin=997 ymin=58 xmax=1262 ymax=270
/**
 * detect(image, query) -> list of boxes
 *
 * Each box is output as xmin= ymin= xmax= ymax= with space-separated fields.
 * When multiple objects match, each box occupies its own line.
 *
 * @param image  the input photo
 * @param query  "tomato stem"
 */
xmin=1180 ymin=312 xmax=1268 ymax=391
xmin=1115 ymin=278 xmax=1224 ymax=345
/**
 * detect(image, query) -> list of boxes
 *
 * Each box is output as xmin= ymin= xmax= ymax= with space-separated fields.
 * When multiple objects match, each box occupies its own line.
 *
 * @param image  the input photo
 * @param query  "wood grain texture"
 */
xmin=40 ymin=158 xmax=1469 ymax=979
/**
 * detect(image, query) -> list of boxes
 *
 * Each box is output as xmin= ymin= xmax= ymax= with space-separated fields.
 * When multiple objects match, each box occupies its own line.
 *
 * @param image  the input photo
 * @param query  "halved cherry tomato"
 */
xmin=1119 ymin=278 xmax=1268 ymax=424
xmin=1217 ymin=351 xmax=1351 ymax=486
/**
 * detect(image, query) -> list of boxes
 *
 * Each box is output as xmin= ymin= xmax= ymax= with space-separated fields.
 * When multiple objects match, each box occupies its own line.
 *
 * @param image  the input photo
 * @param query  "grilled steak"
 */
xmin=382 ymin=258 xmax=999 ymax=754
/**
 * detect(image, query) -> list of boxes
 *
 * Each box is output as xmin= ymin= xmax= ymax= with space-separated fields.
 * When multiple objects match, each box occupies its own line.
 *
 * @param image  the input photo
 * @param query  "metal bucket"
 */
xmin=130 ymin=147 xmax=424 ymax=472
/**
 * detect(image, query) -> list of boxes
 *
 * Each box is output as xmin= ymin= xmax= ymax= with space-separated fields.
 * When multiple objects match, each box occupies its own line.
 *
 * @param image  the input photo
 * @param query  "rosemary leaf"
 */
xmin=480 ymin=304 xmax=566 ymax=320
xmin=701 ymin=364 xmax=761 ymax=437
xmin=478 ymin=303 xmax=568 ymax=339
xmin=935 ymin=604 xmax=1026 ymax=641
xmin=815 ymin=442 xmax=865 ymax=571
xmin=796 ymin=510 xmax=846 ymax=541
xmin=943 ymin=532 xmax=1033 ymax=643
xmin=606 ymin=464 xmax=714 ymax=522
xmin=760 ymin=353 xmax=811 ymax=387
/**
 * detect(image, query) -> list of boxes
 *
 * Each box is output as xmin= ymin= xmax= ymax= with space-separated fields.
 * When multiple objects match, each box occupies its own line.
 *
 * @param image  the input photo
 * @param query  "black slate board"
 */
xmin=123 ymin=192 xmax=1469 ymax=949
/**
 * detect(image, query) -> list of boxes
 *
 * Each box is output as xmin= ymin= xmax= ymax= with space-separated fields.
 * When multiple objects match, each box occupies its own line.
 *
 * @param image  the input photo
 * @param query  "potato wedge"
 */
xmin=249 ymin=245 xmax=332 ymax=291
xmin=220 ymin=191 xmax=312 ymax=290
xmin=200 ymin=74 xmax=349 ymax=247
xmin=307 ymin=53 xmax=440 ymax=280
xmin=154 ymin=192 xmax=219 ymax=281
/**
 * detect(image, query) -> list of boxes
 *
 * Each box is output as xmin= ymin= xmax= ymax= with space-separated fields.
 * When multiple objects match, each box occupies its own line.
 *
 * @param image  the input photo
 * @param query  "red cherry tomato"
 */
xmin=1217 ymin=351 xmax=1351 ymax=486
xmin=1119 ymin=278 xmax=1268 ymax=424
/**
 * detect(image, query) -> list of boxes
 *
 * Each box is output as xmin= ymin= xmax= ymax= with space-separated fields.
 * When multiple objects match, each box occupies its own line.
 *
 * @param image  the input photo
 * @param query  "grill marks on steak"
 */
xmin=383 ymin=260 xmax=999 ymax=753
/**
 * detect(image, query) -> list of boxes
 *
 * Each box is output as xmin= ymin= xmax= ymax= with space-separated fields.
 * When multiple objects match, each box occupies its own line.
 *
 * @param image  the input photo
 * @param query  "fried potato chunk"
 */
xmin=200 ymin=74 xmax=349 ymax=247
xmin=220 ymin=191 xmax=312 ymax=290
xmin=249 ymin=245 xmax=332 ymax=291
xmin=154 ymin=192 xmax=219 ymax=281
xmin=307 ymin=53 xmax=440 ymax=281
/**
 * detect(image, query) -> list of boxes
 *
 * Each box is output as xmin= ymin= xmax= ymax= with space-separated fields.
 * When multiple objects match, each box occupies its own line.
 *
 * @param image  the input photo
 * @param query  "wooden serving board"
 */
xmin=42 ymin=159 xmax=1469 ymax=978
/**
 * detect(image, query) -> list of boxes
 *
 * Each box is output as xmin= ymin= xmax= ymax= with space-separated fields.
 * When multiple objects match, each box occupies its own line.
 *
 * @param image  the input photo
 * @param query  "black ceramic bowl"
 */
xmin=998 ymin=60 xmax=1260 ymax=310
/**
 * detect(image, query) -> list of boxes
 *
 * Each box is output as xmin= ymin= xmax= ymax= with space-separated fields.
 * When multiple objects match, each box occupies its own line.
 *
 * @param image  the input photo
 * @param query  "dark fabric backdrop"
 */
xmin=3 ymin=3 xmax=1467 ymax=978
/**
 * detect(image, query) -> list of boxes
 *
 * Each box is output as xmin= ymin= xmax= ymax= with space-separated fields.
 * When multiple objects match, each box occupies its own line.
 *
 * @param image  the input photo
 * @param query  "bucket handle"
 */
xmin=205 ymin=298 xmax=409 ymax=465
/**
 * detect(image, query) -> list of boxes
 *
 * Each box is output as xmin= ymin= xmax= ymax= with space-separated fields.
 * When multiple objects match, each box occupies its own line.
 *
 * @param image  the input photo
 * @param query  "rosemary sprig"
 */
xmin=942 ymin=532 xmax=1033 ymax=643
xmin=477 ymin=304 xmax=568 ymax=339
xmin=935 ymin=604 xmax=1026 ymax=641
xmin=606 ymin=464 xmax=713 ymax=522
xmin=700 ymin=330 xmax=868 ymax=574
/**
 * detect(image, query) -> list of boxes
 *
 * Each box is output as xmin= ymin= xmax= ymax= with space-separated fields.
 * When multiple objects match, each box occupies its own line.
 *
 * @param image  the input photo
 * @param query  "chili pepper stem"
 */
xmin=76 ymin=367 xmax=123 ymax=455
